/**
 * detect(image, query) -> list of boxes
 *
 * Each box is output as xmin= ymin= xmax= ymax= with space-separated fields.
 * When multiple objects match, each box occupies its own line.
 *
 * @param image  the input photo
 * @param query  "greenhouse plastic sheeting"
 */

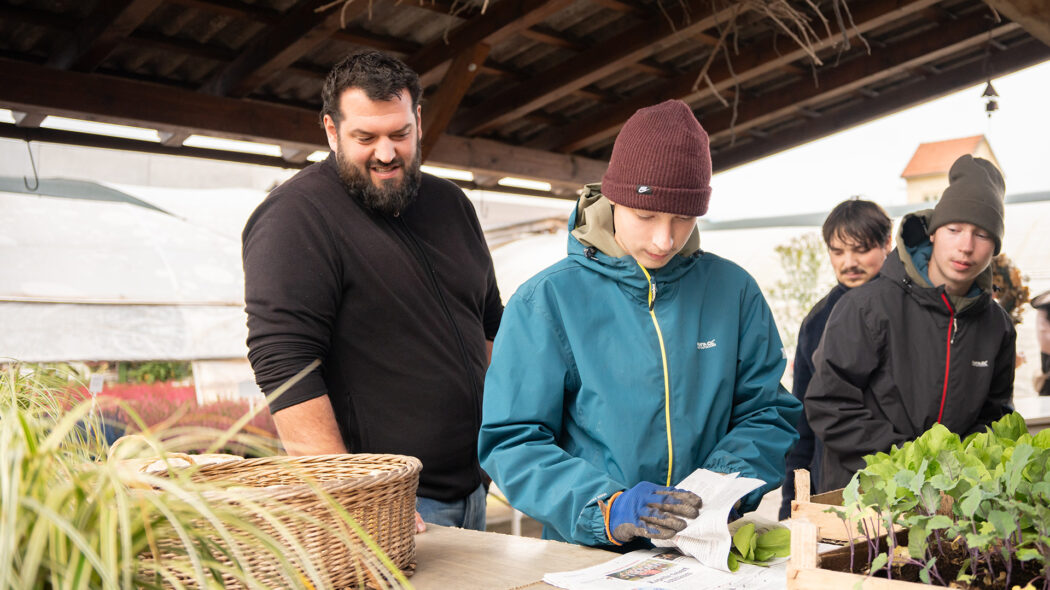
xmin=0 ymin=184 xmax=256 ymax=362
xmin=0 ymin=189 xmax=248 ymax=305
xmin=0 ymin=302 xmax=247 ymax=362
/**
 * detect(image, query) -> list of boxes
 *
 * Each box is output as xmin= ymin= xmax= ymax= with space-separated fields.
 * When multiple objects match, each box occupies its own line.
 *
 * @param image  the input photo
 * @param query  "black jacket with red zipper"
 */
xmin=805 ymin=210 xmax=1015 ymax=492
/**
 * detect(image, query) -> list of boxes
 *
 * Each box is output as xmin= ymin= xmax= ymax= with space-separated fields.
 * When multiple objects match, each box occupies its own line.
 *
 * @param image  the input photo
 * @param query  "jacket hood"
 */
xmin=566 ymin=184 xmax=701 ymax=294
xmin=890 ymin=209 xmax=992 ymax=313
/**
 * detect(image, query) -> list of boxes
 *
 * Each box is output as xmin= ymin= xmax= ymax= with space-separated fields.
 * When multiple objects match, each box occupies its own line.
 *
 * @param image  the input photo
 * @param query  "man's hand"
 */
xmin=601 ymin=481 xmax=702 ymax=544
xmin=415 ymin=511 xmax=427 ymax=534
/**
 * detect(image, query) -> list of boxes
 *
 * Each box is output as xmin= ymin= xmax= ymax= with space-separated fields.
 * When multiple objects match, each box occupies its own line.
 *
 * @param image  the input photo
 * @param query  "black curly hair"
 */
xmin=320 ymin=50 xmax=422 ymax=129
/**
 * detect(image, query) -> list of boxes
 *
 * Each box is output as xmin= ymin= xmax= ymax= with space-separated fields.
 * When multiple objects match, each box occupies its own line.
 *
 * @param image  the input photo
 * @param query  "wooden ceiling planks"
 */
xmin=0 ymin=0 xmax=1047 ymax=197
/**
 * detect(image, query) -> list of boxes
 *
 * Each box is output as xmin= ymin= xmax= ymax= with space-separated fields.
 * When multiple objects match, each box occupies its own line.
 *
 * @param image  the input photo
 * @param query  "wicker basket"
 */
xmin=147 ymin=453 xmax=421 ymax=589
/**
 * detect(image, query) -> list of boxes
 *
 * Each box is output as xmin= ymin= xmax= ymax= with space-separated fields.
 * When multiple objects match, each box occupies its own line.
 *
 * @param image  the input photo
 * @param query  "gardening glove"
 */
xmin=599 ymin=481 xmax=702 ymax=545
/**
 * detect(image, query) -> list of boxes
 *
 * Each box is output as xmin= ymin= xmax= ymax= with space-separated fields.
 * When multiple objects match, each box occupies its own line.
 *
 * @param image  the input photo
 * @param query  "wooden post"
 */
xmin=795 ymin=468 xmax=811 ymax=503
xmin=791 ymin=520 xmax=818 ymax=569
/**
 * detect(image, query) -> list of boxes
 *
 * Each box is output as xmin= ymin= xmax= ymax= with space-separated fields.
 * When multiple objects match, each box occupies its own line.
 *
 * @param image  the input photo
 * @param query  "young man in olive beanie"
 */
xmin=480 ymin=100 xmax=801 ymax=547
xmin=807 ymin=155 xmax=1016 ymax=492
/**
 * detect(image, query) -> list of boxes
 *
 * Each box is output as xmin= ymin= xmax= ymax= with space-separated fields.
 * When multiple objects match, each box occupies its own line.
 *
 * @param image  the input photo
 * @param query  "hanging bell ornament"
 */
xmin=982 ymin=81 xmax=999 ymax=118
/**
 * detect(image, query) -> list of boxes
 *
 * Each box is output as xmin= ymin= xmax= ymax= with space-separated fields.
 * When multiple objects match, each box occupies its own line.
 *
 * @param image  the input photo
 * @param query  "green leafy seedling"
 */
xmin=733 ymin=523 xmax=755 ymax=559
xmin=728 ymin=525 xmax=791 ymax=570
xmin=727 ymin=551 xmax=739 ymax=572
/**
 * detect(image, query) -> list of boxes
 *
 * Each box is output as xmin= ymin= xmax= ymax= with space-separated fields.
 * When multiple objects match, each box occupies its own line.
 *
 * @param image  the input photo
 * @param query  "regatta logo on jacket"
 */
xmin=697 ymin=339 xmax=717 ymax=350
xmin=972 ymin=360 xmax=989 ymax=367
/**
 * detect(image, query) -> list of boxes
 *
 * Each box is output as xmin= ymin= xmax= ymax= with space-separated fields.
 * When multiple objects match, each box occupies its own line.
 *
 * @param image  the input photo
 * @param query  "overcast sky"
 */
xmin=706 ymin=59 xmax=1050 ymax=221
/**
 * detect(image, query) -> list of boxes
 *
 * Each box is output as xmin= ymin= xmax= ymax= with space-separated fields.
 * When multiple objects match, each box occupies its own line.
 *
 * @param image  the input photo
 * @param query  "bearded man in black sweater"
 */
xmin=242 ymin=50 xmax=503 ymax=532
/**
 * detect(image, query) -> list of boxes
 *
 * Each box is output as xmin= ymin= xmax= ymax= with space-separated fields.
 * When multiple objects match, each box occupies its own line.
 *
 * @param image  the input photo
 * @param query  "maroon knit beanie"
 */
xmin=601 ymin=100 xmax=712 ymax=216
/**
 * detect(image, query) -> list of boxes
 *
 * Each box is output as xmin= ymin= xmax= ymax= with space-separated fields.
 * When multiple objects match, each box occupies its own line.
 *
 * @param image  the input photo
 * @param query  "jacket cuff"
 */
xmin=599 ymin=491 xmax=624 ymax=546
xmin=582 ymin=493 xmax=617 ymax=546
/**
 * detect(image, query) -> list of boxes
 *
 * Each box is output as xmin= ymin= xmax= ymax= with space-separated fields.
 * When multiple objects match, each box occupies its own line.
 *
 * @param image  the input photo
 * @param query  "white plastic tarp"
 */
xmin=0 ymin=185 xmax=256 ymax=362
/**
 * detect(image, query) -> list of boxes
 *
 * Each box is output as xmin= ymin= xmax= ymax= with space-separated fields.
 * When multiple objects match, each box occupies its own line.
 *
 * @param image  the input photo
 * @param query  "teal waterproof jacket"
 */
xmin=479 ymin=193 xmax=801 ymax=546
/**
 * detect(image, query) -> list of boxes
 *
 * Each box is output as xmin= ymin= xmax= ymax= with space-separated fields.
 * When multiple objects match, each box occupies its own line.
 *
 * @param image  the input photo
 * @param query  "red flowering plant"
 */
xmin=68 ymin=380 xmax=280 ymax=456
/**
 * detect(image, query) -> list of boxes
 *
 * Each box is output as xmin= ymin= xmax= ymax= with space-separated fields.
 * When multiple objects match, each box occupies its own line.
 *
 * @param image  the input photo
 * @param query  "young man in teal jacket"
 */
xmin=479 ymin=100 xmax=802 ymax=548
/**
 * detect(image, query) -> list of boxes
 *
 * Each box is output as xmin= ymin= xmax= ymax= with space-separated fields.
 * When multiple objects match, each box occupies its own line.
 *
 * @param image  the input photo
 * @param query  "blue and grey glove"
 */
xmin=600 ymin=481 xmax=702 ymax=545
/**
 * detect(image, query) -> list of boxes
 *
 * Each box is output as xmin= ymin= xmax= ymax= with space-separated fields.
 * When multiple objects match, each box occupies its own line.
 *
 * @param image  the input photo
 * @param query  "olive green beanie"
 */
xmin=928 ymin=154 xmax=1006 ymax=254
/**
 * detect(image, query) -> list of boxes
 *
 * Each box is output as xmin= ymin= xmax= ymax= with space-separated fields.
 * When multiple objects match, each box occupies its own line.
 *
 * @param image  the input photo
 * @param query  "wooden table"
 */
xmin=410 ymin=525 xmax=618 ymax=589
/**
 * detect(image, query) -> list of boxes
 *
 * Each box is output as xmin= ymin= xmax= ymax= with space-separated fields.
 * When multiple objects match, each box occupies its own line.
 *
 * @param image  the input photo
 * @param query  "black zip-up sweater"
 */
xmin=806 ymin=211 xmax=1015 ymax=492
xmin=242 ymin=155 xmax=503 ymax=501
xmin=780 ymin=282 xmax=848 ymax=518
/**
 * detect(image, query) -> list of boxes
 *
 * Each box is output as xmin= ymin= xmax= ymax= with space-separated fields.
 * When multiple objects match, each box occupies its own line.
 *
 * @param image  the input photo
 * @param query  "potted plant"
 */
xmin=1 ymin=364 xmax=413 ymax=589
xmin=789 ymin=412 xmax=1050 ymax=590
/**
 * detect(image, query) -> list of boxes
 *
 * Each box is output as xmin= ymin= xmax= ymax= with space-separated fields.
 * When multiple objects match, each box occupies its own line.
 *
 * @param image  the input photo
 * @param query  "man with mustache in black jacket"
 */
xmin=806 ymin=155 xmax=1015 ymax=492
xmin=779 ymin=198 xmax=891 ymax=519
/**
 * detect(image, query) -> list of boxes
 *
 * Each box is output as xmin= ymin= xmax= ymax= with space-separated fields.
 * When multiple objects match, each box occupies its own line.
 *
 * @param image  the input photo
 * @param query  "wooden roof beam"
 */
xmin=520 ymin=27 xmax=585 ymax=51
xmin=586 ymin=0 xmax=643 ymax=14
xmin=331 ymin=28 xmax=421 ymax=55
xmin=702 ymin=14 xmax=1021 ymax=144
xmin=124 ymin=30 xmax=237 ymax=62
xmin=0 ymin=4 xmax=77 ymax=30
xmin=532 ymin=0 xmax=942 ymax=154
xmin=422 ymin=43 xmax=490 ymax=161
xmin=13 ymin=111 xmax=47 ymax=128
xmin=47 ymin=0 xmax=165 ymax=72
xmin=428 ymin=135 xmax=606 ymax=198
xmin=162 ymin=0 xmax=282 ymax=23
xmin=0 ymin=124 xmax=318 ymax=170
xmin=411 ymin=0 xmax=483 ymax=21
xmin=982 ymin=0 xmax=1050 ymax=46
xmin=0 ymin=57 xmax=606 ymax=195
xmin=453 ymin=0 xmax=741 ymax=136
xmin=630 ymin=59 xmax=675 ymax=78
xmin=408 ymin=0 xmax=577 ymax=82
xmin=0 ymin=57 xmax=323 ymax=146
xmin=159 ymin=129 xmax=192 ymax=147
xmin=165 ymin=0 xmax=419 ymax=56
xmin=572 ymin=87 xmax=615 ymax=103
xmin=200 ymin=0 xmax=369 ymax=98
xmin=710 ymin=38 xmax=1050 ymax=172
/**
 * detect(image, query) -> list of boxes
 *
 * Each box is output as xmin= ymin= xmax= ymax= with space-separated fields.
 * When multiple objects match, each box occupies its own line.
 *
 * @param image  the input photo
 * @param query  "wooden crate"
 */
xmin=787 ymin=520 xmax=929 ymax=590
xmin=789 ymin=469 xmax=902 ymax=544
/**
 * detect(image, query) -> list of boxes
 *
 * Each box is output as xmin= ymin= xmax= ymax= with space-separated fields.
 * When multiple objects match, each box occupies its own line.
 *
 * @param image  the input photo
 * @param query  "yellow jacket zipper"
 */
xmin=638 ymin=263 xmax=674 ymax=486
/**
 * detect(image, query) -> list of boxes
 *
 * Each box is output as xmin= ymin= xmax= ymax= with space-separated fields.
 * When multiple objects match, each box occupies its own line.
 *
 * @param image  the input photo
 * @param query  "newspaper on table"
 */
xmin=651 ymin=468 xmax=769 ymax=571
xmin=542 ymin=546 xmax=788 ymax=590
xmin=544 ymin=469 xmax=788 ymax=589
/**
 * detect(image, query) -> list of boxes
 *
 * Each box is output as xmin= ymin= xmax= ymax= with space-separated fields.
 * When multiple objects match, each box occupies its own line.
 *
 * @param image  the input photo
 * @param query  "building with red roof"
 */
xmin=901 ymin=135 xmax=1001 ymax=204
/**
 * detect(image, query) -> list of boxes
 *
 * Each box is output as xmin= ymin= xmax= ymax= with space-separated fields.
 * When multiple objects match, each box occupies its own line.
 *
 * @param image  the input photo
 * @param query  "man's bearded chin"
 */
xmin=336 ymin=143 xmax=422 ymax=216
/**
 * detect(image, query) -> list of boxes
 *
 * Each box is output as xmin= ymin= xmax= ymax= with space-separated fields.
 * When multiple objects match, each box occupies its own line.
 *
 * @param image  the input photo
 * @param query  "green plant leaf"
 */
xmin=727 ymin=551 xmax=739 ymax=572
xmin=870 ymin=553 xmax=888 ymax=573
xmin=927 ymin=515 xmax=953 ymax=530
xmin=908 ymin=524 xmax=929 ymax=559
xmin=1016 ymin=548 xmax=1042 ymax=562
xmin=1033 ymin=428 xmax=1050 ymax=449
xmin=754 ymin=548 xmax=775 ymax=562
xmin=990 ymin=412 xmax=1028 ymax=441
xmin=987 ymin=510 xmax=1016 ymax=539
xmin=733 ymin=523 xmax=755 ymax=558
xmin=756 ymin=527 xmax=790 ymax=549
